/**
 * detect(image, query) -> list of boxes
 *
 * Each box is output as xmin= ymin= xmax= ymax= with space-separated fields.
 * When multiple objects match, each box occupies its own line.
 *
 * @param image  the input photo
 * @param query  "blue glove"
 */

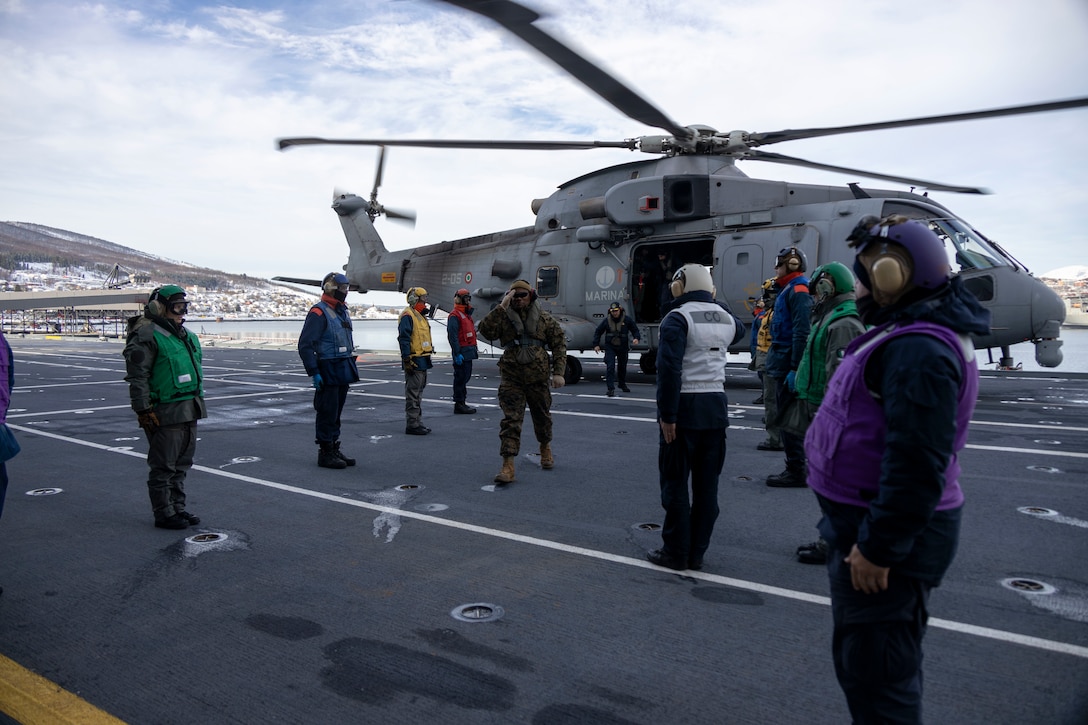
xmin=786 ymin=370 xmax=796 ymax=392
xmin=454 ymin=354 xmax=464 ymax=366
xmin=311 ymin=373 xmax=324 ymax=390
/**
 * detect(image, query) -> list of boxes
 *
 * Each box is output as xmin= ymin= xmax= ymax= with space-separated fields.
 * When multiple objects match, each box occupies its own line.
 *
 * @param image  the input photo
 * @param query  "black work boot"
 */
xmin=454 ymin=402 xmax=477 ymax=414
xmin=318 ymin=441 xmax=348 ymax=469
xmin=333 ymin=440 xmax=356 ymax=466
xmin=155 ymin=513 xmax=189 ymax=530
xmin=766 ymin=467 xmax=807 ymax=488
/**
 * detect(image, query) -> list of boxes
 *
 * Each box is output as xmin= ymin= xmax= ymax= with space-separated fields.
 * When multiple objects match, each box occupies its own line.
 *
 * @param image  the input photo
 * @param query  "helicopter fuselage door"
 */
xmin=714 ymin=225 xmax=820 ymax=344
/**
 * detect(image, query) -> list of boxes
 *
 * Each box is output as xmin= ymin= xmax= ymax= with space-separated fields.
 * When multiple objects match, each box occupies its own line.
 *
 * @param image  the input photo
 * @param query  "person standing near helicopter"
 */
xmin=124 ymin=284 xmax=206 ymax=529
xmin=477 ymin=279 xmax=567 ymax=484
xmin=399 ymin=287 xmax=434 ymax=436
xmin=447 ymin=288 xmax=478 ymax=415
xmin=298 ymin=272 xmax=361 ymax=469
xmin=805 ymin=216 xmax=989 ymax=723
xmin=764 ymin=247 xmax=813 ymax=487
xmin=647 ymin=263 xmax=743 ymax=571
xmin=593 ymin=302 xmax=640 ymax=397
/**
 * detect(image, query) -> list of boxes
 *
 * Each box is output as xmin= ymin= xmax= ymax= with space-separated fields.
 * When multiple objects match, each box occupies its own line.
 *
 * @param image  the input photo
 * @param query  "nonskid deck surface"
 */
xmin=1 ymin=339 xmax=1086 ymax=724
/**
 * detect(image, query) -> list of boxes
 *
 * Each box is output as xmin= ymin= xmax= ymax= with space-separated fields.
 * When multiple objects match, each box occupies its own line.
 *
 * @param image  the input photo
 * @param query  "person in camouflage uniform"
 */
xmin=477 ymin=279 xmax=567 ymax=483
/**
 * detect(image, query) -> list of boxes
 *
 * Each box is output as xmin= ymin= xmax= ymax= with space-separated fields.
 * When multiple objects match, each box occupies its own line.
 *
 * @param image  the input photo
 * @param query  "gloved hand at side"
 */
xmin=311 ymin=373 xmax=324 ymax=390
xmin=402 ymin=356 xmax=417 ymax=373
xmin=454 ymin=354 xmax=464 ymax=366
xmin=786 ymin=370 xmax=796 ymax=392
xmin=137 ymin=409 xmax=160 ymax=435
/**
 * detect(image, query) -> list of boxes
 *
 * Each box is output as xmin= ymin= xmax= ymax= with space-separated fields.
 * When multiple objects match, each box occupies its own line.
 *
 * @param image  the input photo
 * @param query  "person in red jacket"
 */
xmin=447 ymin=288 xmax=479 ymax=415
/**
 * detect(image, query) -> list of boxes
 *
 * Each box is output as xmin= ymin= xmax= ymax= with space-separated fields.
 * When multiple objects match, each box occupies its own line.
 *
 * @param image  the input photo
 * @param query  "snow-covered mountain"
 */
xmin=1040 ymin=265 xmax=1088 ymax=281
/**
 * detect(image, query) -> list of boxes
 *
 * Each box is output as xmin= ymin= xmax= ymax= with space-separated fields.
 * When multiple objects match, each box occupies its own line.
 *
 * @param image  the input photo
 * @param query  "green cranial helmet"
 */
xmin=810 ymin=262 xmax=855 ymax=302
xmin=155 ymin=284 xmax=186 ymax=301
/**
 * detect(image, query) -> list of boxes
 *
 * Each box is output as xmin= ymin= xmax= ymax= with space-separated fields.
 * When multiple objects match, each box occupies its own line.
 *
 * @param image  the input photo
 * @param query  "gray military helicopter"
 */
xmin=276 ymin=0 xmax=1084 ymax=383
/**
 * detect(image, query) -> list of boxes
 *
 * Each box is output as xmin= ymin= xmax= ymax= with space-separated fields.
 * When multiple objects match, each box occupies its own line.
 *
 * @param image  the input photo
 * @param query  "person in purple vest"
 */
xmin=804 ymin=216 xmax=990 ymax=724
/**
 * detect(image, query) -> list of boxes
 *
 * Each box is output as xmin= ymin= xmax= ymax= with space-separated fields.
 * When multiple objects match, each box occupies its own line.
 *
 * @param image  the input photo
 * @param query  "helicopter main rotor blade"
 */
xmin=748 ymin=97 xmax=1088 ymax=147
xmin=745 ymin=149 xmax=990 ymax=194
xmin=372 ymin=146 xmax=386 ymax=197
xmin=278 ymin=137 xmax=634 ymax=151
xmin=440 ymin=0 xmax=692 ymax=143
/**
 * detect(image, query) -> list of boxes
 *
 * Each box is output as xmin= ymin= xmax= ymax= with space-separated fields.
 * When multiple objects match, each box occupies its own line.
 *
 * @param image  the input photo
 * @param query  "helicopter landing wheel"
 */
xmin=564 ymin=355 xmax=582 ymax=385
xmin=639 ymin=351 xmax=656 ymax=376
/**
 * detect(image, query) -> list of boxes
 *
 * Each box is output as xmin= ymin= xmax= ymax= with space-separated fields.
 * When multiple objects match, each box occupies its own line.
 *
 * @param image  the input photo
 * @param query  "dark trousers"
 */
xmin=452 ymin=360 xmax=473 ymax=403
xmin=145 ymin=421 xmax=196 ymax=519
xmin=773 ymin=375 xmax=805 ymax=470
xmin=657 ymin=427 xmax=727 ymax=562
xmin=0 ymin=462 xmax=7 ymax=520
xmin=314 ymin=384 xmax=349 ymax=442
xmin=603 ymin=346 xmax=629 ymax=390
xmin=827 ymin=550 xmax=931 ymax=724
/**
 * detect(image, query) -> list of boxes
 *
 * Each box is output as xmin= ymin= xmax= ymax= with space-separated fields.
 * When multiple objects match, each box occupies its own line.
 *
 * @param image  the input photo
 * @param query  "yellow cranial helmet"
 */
xmin=407 ymin=287 xmax=428 ymax=304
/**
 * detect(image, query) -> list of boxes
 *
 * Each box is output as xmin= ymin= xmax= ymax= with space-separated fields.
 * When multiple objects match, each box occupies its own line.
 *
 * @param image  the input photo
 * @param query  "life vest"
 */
xmin=805 ymin=320 xmax=978 ymax=511
xmin=313 ymin=300 xmax=355 ymax=360
xmin=795 ymin=298 xmax=864 ymax=405
xmin=756 ymin=309 xmax=774 ymax=353
xmin=400 ymin=306 xmax=433 ymax=356
xmin=664 ymin=301 xmax=734 ymax=393
xmin=450 ymin=307 xmax=477 ymax=349
xmin=605 ymin=315 xmax=632 ymax=347
xmin=149 ymin=325 xmax=203 ymax=404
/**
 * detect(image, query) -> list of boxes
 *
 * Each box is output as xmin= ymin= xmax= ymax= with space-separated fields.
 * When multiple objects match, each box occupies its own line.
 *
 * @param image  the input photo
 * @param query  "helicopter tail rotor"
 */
xmin=331 ymin=146 xmax=418 ymax=227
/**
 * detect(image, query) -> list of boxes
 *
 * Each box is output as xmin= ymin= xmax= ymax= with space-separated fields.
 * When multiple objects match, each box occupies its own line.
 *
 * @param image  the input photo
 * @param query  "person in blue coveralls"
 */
xmin=647 ymin=263 xmax=744 ymax=572
xmin=764 ymin=246 xmax=814 ymax=488
xmin=298 ymin=272 xmax=360 ymax=469
xmin=805 ymin=216 xmax=990 ymax=724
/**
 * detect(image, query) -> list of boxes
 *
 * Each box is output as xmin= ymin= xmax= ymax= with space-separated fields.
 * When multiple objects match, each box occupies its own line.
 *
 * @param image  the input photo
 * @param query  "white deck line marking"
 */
xmin=9 ymin=422 xmax=1088 ymax=661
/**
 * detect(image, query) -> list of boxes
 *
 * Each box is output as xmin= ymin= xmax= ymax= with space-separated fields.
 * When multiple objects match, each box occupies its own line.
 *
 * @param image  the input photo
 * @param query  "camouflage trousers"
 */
xmin=497 ymin=376 xmax=553 ymax=458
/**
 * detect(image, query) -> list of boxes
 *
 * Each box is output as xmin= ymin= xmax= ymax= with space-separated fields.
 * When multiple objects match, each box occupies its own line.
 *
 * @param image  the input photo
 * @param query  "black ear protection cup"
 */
xmin=669 ymin=268 xmax=686 ymax=299
xmin=147 ymin=288 xmax=166 ymax=317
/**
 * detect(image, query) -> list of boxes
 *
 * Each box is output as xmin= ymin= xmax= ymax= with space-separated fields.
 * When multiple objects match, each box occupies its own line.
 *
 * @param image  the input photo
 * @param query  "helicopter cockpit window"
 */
xmin=536 ymin=267 xmax=559 ymax=298
xmin=881 ymin=203 xmax=1013 ymax=274
xmin=926 ymin=218 xmax=1009 ymax=273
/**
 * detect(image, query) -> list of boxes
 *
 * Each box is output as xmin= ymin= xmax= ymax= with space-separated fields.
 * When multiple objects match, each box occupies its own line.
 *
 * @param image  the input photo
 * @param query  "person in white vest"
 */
xmin=647 ymin=264 xmax=744 ymax=571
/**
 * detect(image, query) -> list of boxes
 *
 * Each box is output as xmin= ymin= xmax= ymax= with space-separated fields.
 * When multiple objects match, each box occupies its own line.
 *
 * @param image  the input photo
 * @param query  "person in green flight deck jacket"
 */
xmin=124 ymin=284 xmax=207 ymax=530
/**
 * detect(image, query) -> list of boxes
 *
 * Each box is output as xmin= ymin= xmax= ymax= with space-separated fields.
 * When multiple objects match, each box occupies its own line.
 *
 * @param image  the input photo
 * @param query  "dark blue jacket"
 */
xmin=656 ymin=291 xmax=745 ymax=429
xmin=298 ymin=294 xmax=361 ymax=385
xmin=766 ymin=273 xmax=813 ymax=377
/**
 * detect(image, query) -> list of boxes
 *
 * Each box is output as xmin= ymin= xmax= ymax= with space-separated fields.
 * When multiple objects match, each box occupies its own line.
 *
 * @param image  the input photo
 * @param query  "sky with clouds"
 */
xmin=2 ymin=0 xmax=1087 ymax=305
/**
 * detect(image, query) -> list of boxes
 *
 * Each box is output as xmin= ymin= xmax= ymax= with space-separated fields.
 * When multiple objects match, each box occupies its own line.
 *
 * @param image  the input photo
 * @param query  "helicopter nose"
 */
xmin=1031 ymin=280 xmax=1064 ymax=367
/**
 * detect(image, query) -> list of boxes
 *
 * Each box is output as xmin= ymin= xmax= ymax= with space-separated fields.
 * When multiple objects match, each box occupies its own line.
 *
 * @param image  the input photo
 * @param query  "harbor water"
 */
xmin=191 ymin=318 xmax=1088 ymax=373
